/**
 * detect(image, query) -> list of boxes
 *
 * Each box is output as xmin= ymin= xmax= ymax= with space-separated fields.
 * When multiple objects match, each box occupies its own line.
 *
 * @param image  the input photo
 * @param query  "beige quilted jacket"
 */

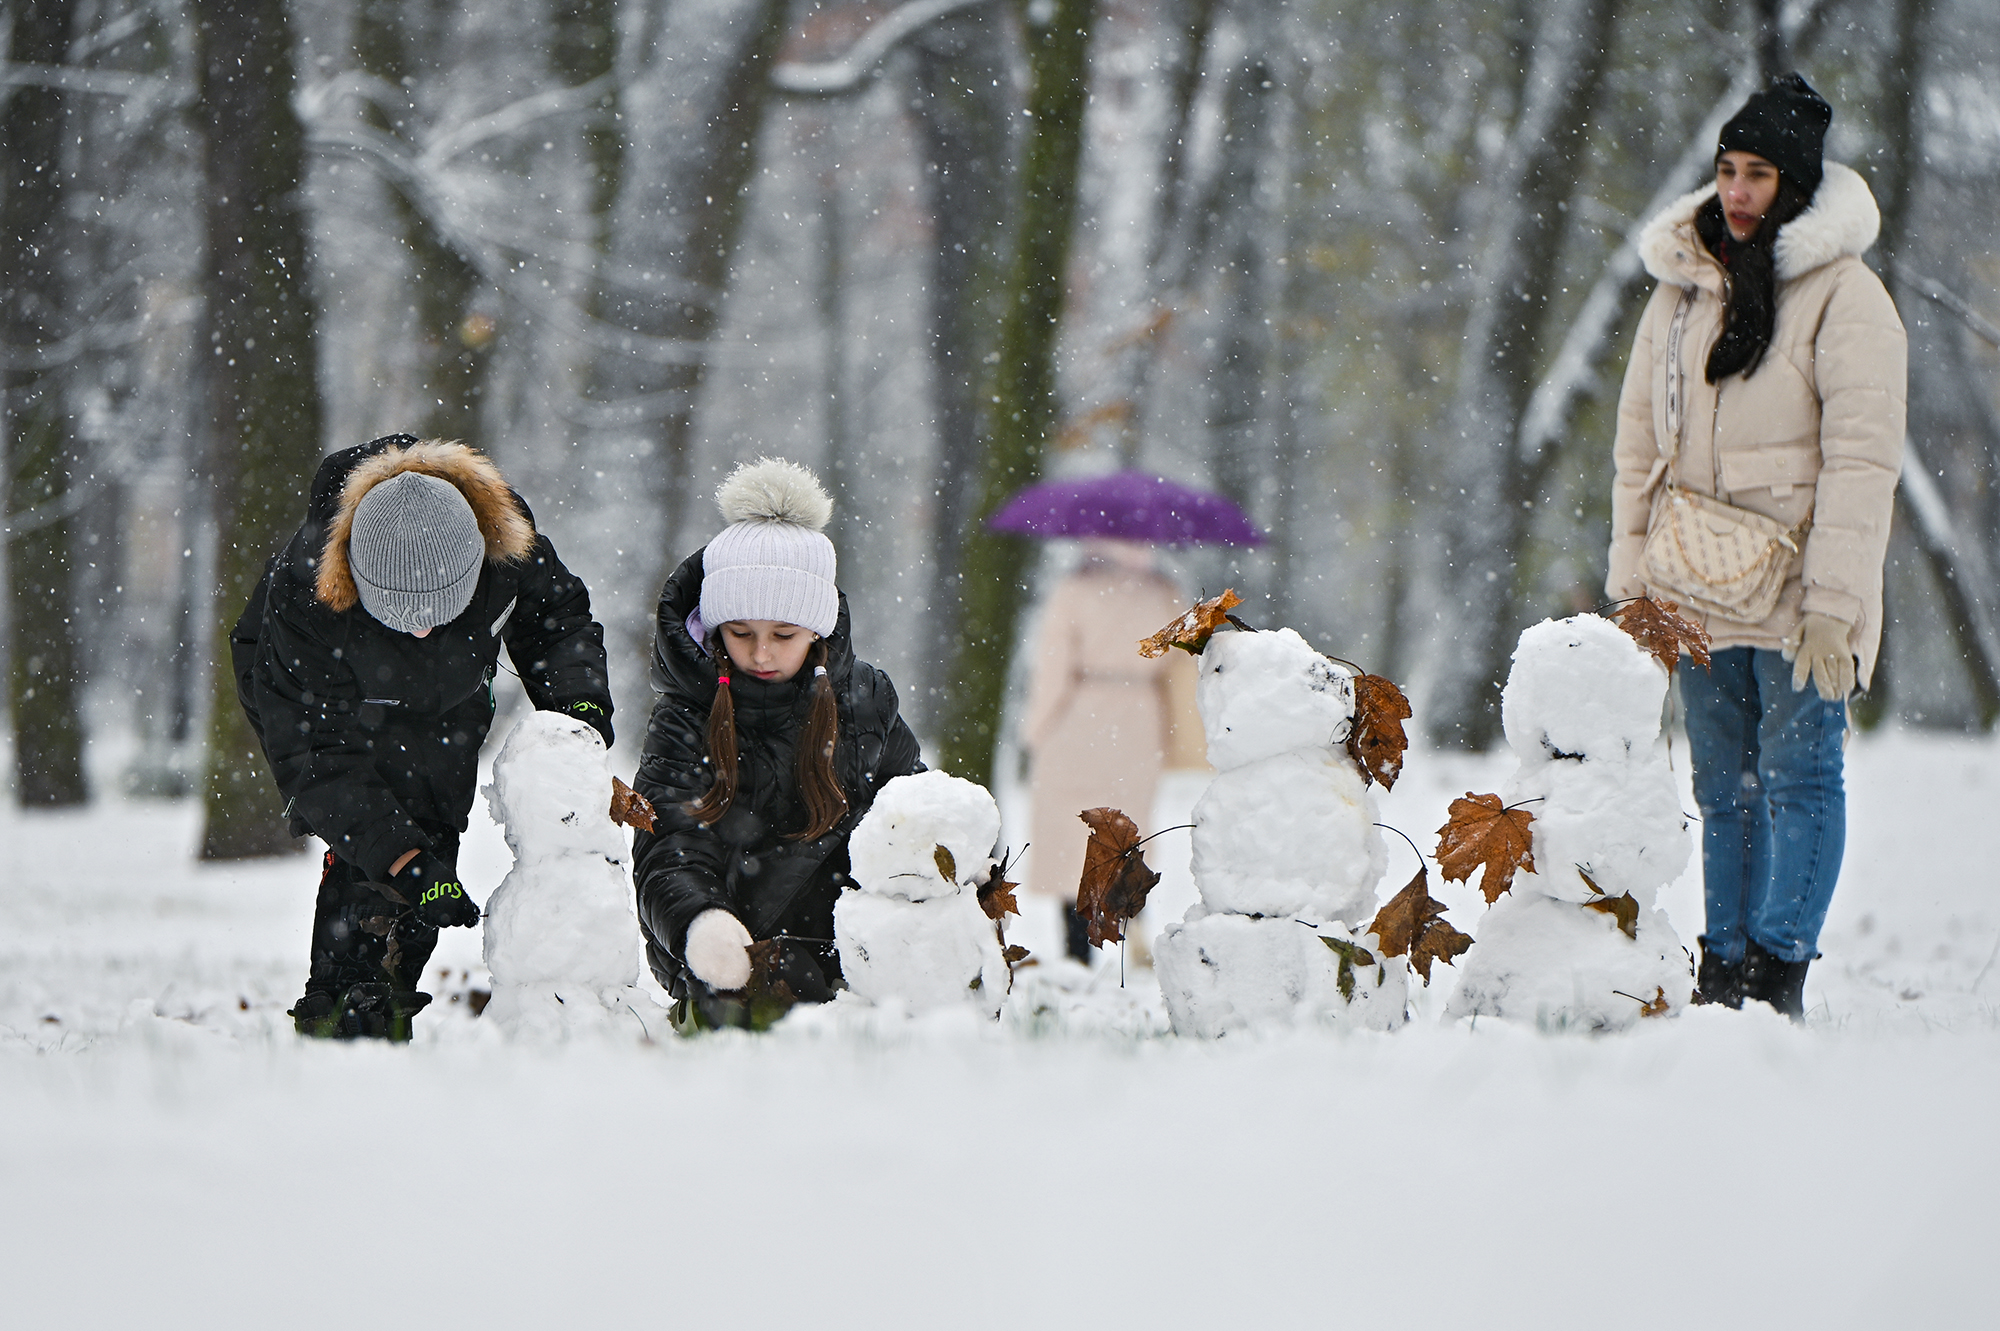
xmin=1607 ymin=162 xmax=1907 ymax=686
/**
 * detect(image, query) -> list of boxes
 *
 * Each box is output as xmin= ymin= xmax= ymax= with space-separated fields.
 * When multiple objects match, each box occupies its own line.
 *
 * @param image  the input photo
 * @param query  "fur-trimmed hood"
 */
xmin=1636 ymin=160 xmax=1881 ymax=288
xmin=315 ymin=437 xmax=535 ymax=612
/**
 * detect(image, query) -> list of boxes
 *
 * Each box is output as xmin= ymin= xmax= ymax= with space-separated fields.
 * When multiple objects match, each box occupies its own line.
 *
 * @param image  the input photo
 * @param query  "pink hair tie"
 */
xmin=716 ymin=675 xmax=731 ymax=686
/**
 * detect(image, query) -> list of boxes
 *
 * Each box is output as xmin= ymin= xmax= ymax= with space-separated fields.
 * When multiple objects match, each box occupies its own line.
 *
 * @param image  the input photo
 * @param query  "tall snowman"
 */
xmin=1154 ymin=628 xmax=1407 ymax=1036
xmin=1445 ymin=614 xmax=1695 ymax=1031
xmin=481 ymin=711 xmax=647 ymax=1036
xmin=835 ymin=770 xmax=1012 ymax=1018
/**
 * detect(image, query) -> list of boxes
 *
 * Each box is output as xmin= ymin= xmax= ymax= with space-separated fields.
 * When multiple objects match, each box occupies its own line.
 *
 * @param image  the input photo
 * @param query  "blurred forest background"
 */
xmin=4 ymin=0 xmax=1997 ymax=859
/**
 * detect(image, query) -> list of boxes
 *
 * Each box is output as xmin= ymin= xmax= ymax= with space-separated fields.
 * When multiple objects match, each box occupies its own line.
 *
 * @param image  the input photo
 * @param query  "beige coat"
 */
xmin=1021 ymin=559 xmax=1197 ymax=900
xmin=1608 ymin=162 xmax=1907 ymax=686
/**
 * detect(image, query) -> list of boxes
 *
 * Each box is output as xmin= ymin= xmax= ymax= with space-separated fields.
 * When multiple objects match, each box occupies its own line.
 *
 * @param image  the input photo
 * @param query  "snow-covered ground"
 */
xmin=4 ymin=728 xmax=1997 ymax=1328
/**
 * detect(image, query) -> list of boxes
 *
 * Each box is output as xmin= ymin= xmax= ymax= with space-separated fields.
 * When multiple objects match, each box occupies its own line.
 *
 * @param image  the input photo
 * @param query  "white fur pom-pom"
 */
xmin=715 ymin=457 xmax=834 ymax=532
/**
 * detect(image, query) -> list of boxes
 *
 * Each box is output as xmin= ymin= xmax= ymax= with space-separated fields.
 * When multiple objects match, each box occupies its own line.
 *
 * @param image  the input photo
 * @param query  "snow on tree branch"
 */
xmin=769 ymin=0 xmax=994 ymax=96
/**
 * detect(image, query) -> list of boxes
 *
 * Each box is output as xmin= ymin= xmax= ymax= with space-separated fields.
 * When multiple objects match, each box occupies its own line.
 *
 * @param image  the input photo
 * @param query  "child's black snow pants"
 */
xmin=290 ymin=836 xmax=455 ymax=1039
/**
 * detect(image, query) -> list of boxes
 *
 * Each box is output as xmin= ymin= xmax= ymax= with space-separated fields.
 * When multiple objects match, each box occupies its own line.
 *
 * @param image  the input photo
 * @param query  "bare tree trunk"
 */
xmin=3 ymin=0 xmax=88 ymax=807
xmin=906 ymin=8 xmax=1015 ymax=699
xmin=1109 ymin=0 xmax=1218 ymax=465
xmin=354 ymin=0 xmax=493 ymax=449
xmin=938 ymin=0 xmax=1100 ymax=781
xmin=548 ymin=0 xmax=623 ymax=228
xmin=1859 ymin=0 xmax=2000 ymax=726
xmin=1753 ymin=0 xmax=1788 ymax=77
xmin=590 ymin=0 xmax=789 ymax=601
xmin=1204 ymin=54 xmax=1275 ymax=519
xmin=1425 ymin=0 xmax=1622 ymax=750
xmin=814 ymin=166 xmax=855 ymax=555
xmin=193 ymin=0 xmax=327 ymax=859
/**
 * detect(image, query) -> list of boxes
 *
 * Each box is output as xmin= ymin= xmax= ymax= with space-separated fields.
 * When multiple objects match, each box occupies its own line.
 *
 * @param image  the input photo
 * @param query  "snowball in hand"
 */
xmin=1196 ymin=627 xmax=1354 ymax=770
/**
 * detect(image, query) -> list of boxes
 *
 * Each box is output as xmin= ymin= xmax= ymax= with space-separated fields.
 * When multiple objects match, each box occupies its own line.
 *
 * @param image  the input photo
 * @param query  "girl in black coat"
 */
xmin=630 ymin=459 xmax=922 ymax=1029
xmin=235 ymin=435 xmax=613 ymax=1039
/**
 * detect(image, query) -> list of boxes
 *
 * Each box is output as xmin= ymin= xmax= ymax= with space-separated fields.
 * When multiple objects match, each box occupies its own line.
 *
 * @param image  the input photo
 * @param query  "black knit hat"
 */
xmin=1717 ymin=73 xmax=1831 ymax=197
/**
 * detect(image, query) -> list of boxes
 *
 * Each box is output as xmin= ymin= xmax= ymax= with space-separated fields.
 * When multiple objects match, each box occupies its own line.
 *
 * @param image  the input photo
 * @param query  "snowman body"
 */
xmin=1445 ymin=615 xmax=1695 ymax=1031
xmin=482 ymin=712 xmax=645 ymax=1036
xmin=1154 ymin=629 xmax=1406 ymax=1036
xmin=836 ymin=770 xmax=1010 ymax=1017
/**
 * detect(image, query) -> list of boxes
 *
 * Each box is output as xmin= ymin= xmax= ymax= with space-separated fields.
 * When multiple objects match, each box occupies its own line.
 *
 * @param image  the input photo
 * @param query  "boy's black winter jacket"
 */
xmin=233 ymin=435 xmax=613 ymax=880
xmin=631 ymin=549 xmax=923 ymax=996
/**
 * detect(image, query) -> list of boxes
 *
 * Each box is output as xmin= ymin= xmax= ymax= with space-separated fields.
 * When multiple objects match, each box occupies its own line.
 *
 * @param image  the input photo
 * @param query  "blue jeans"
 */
xmin=1679 ymin=647 xmax=1846 ymax=965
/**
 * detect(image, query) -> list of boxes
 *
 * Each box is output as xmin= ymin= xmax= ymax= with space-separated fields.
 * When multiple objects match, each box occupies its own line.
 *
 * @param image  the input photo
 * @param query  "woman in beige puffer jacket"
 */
xmin=1606 ymin=74 xmax=1906 ymax=1019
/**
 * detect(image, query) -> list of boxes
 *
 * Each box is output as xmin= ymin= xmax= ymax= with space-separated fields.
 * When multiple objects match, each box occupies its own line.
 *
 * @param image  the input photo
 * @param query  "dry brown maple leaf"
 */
xmin=1435 ymin=793 xmax=1537 ymax=904
xmin=1367 ymin=865 xmax=1474 ymax=985
xmin=609 ymin=777 xmax=657 ymax=832
xmin=1638 ymin=986 xmax=1670 ymax=1017
xmin=1578 ymin=869 xmax=1641 ymax=940
xmin=1137 ymin=589 xmax=1243 ymax=659
xmin=1346 ymin=673 xmax=1414 ymax=789
xmin=1075 ymin=807 xmax=1162 ymax=948
xmin=977 ymin=864 xmax=1021 ymax=921
xmin=1608 ymin=596 xmax=1712 ymax=676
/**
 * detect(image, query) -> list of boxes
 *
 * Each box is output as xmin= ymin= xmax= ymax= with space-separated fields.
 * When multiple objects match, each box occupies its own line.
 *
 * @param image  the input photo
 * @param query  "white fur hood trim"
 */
xmin=1636 ymin=161 xmax=1880 ymax=287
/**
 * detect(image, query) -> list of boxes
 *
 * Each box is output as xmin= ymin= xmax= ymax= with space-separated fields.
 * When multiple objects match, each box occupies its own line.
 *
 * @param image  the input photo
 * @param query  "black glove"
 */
xmin=563 ymin=698 xmax=614 ymax=748
xmin=393 ymin=850 xmax=481 ymax=929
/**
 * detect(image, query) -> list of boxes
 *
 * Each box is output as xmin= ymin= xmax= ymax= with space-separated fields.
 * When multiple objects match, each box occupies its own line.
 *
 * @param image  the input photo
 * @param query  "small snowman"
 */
xmin=481 ymin=711 xmax=646 ymax=1036
xmin=1154 ymin=627 xmax=1407 ymax=1036
xmin=835 ymin=770 xmax=1011 ymax=1018
xmin=1445 ymin=614 xmax=1695 ymax=1031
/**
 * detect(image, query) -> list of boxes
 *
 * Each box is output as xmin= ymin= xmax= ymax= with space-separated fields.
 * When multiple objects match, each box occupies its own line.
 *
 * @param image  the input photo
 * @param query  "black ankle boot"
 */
xmin=1063 ymin=903 xmax=1093 ymax=964
xmin=1740 ymin=940 xmax=1813 ymax=1022
xmin=1691 ymin=937 xmax=1744 ymax=1009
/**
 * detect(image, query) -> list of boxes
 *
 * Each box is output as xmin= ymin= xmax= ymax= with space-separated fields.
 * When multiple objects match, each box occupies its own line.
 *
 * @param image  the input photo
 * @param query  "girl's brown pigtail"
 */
xmin=686 ymin=637 xmax=739 ymax=825
xmin=790 ymin=640 xmax=849 ymax=840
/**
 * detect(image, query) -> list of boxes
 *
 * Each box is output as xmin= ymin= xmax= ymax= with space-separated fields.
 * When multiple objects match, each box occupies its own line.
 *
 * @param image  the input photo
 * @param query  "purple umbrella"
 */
xmin=987 ymin=470 xmax=1264 ymax=547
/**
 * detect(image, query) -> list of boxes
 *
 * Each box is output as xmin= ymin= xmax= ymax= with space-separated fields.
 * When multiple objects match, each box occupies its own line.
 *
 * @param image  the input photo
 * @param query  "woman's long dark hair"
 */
xmin=685 ymin=637 xmax=848 ymax=840
xmin=1696 ymin=175 xmax=1814 ymax=382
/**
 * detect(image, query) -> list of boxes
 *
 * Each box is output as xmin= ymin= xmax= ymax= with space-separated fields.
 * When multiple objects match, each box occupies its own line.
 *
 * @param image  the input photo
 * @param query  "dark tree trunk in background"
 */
xmin=1111 ymin=0 xmax=1216 ymax=466
xmin=1753 ymin=0 xmax=1788 ymax=78
xmin=1204 ymin=54 xmax=1276 ymax=564
xmin=1862 ymin=0 xmax=2000 ymax=726
xmin=549 ymin=0 xmax=623 ymax=228
xmin=939 ymin=0 xmax=1100 ymax=782
xmin=593 ymin=0 xmax=789 ymax=598
xmin=194 ymin=0 xmax=327 ymax=858
xmin=907 ymin=8 xmax=1015 ymax=704
xmin=2 ymin=0 xmax=88 ymax=808
xmin=354 ymin=0 xmax=493 ymax=449
xmin=1425 ymin=0 xmax=1622 ymax=750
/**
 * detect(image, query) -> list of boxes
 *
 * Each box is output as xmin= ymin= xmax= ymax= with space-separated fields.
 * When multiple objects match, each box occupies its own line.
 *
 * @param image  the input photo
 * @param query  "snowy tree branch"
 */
xmin=769 ymin=0 xmax=994 ymax=96
xmin=1883 ymin=255 xmax=2000 ymax=349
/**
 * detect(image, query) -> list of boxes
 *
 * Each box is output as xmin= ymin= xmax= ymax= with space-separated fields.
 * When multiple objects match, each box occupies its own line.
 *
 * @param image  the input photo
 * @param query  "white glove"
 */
xmin=1783 ymin=612 xmax=1855 ymax=702
xmin=684 ymin=909 xmax=753 ymax=990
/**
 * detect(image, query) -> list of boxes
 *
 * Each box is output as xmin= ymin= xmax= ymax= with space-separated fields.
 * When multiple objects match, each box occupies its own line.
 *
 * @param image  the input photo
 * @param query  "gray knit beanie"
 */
xmin=348 ymin=471 xmax=485 ymax=633
xmin=698 ymin=458 xmax=838 ymax=638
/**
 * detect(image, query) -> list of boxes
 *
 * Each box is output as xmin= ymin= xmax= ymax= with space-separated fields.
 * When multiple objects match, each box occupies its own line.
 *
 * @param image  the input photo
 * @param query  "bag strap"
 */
xmin=1660 ymin=285 xmax=1696 ymax=488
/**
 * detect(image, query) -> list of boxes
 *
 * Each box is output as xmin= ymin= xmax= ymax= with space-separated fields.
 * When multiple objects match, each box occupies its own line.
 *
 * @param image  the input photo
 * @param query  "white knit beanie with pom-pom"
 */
xmin=698 ymin=458 xmax=838 ymax=638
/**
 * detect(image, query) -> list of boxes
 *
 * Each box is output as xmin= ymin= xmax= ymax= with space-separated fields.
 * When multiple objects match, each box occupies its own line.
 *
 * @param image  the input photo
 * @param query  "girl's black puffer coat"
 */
xmin=631 ymin=549 xmax=923 ymax=997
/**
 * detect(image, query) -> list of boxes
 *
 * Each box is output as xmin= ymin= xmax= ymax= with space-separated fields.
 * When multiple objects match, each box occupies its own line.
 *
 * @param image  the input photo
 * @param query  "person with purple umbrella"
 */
xmin=995 ymin=471 xmax=1261 ymax=963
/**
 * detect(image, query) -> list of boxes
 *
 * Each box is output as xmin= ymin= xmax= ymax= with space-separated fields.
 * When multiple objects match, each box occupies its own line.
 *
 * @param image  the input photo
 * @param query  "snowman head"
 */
xmin=1502 ymin=614 xmax=1666 ymax=763
xmin=1196 ymin=627 xmax=1354 ymax=770
xmin=848 ymin=770 xmax=1002 ymax=902
xmin=486 ymin=710 xmax=620 ymax=859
